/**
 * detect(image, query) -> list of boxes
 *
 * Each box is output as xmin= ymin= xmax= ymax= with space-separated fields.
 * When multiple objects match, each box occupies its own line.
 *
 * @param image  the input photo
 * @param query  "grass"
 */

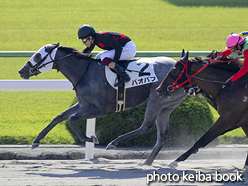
xmin=1 ymin=0 xmax=248 ymax=51
xmin=1 ymin=0 xmax=248 ymax=144
xmin=0 ymin=91 xmax=75 ymax=144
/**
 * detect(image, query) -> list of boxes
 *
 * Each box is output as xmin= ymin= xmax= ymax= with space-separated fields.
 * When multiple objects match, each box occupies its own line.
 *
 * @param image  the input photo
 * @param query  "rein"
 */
xmin=170 ymin=60 xmax=210 ymax=90
xmin=169 ymin=58 xmax=230 ymax=91
xmin=48 ymin=52 xmax=91 ymax=90
xmin=30 ymin=47 xmax=91 ymax=90
xmin=29 ymin=46 xmax=73 ymax=74
xmin=170 ymin=60 xmax=192 ymax=89
xmin=207 ymin=58 xmax=234 ymax=63
xmin=72 ymin=60 xmax=91 ymax=90
xmin=188 ymin=75 xmax=225 ymax=84
xmin=37 ymin=53 xmax=73 ymax=70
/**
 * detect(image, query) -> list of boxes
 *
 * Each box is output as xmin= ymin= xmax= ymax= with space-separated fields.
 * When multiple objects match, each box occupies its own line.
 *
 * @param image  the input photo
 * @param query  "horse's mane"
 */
xmin=191 ymin=50 xmax=243 ymax=111
xmin=191 ymin=50 xmax=241 ymax=72
xmin=57 ymin=46 xmax=97 ymax=60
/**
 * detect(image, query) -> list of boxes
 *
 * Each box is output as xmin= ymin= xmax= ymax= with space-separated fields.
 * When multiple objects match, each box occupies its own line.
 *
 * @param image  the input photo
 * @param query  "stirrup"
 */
xmin=114 ymin=77 xmax=130 ymax=87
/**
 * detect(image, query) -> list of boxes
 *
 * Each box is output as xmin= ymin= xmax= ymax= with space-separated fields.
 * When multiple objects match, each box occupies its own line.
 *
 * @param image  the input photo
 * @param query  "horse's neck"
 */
xmin=57 ymin=56 xmax=94 ymax=86
xmin=191 ymin=63 xmax=227 ymax=99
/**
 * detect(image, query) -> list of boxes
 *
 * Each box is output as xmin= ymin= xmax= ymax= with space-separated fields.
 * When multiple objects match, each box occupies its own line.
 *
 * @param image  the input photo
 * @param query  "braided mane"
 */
xmin=191 ymin=50 xmax=241 ymax=72
xmin=191 ymin=50 xmax=243 ymax=110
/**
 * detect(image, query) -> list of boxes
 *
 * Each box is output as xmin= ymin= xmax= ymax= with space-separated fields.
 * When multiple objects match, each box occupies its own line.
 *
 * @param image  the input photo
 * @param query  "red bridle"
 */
xmin=170 ymin=59 xmax=191 ymax=90
xmin=169 ymin=58 xmax=232 ymax=91
xmin=170 ymin=59 xmax=213 ymax=91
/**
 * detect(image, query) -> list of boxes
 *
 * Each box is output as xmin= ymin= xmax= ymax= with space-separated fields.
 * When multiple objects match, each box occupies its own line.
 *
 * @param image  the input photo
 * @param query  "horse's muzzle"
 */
xmin=156 ymin=87 xmax=170 ymax=99
xmin=18 ymin=68 xmax=30 ymax=79
xmin=167 ymin=85 xmax=174 ymax=93
xmin=156 ymin=87 xmax=163 ymax=96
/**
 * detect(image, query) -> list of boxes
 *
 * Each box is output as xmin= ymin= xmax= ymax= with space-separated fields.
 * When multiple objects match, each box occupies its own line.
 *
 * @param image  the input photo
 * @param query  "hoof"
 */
xmin=31 ymin=143 xmax=40 ymax=149
xmin=141 ymin=161 xmax=152 ymax=166
xmin=91 ymin=135 xmax=99 ymax=144
xmin=106 ymin=143 xmax=116 ymax=150
xmin=167 ymin=160 xmax=178 ymax=169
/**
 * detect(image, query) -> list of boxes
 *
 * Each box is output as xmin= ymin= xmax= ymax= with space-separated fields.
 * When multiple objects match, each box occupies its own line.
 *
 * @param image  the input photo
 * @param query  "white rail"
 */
xmin=0 ymin=80 xmax=95 ymax=160
xmin=0 ymin=80 xmax=73 ymax=91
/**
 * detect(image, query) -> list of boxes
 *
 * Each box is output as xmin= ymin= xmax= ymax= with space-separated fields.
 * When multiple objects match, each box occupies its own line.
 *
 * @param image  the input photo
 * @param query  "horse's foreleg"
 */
xmin=236 ymin=113 xmax=248 ymax=168
xmin=168 ymin=116 xmax=234 ymax=168
xmin=240 ymin=125 xmax=248 ymax=168
xmin=68 ymin=104 xmax=103 ymax=144
xmin=32 ymin=102 xmax=81 ymax=149
xmin=143 ymin=108 xmax=172 ymax=165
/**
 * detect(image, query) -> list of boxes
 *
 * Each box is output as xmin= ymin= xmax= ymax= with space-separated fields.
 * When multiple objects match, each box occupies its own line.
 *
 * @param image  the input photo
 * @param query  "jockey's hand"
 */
xmin=108 ymin=62 xmax=116 ymax=69
xmin=222 ymin=78 xmax=233 ymax=89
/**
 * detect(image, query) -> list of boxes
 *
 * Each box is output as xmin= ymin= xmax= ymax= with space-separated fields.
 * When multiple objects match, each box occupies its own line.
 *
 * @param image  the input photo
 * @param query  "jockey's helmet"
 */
xmin=226 ymin=33 xmax=245 ymax=49
xmin=78 ymin=24 xmax=95 ymax=39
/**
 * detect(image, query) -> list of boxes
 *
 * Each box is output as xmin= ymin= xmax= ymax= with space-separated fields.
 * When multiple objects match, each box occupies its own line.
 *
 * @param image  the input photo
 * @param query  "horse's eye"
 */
xmin=34 ymin=53 xmax=42 ymax=62
xmin=172 ymin=67 xmax=177 ymax=73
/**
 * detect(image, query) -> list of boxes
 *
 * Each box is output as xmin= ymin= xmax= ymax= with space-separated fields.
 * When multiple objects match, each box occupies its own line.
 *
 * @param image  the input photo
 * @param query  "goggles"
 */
xmin=82 ymin=37 xmax=89 ymax=44
xmin=231 ymin=47 xmax=237 ymax=52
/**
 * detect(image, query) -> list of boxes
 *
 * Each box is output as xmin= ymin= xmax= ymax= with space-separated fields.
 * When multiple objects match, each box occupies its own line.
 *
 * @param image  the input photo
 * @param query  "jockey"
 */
xmin=216 ymin=32 xmax=248 ymax=88
xmin=77 ymin=24 xmax=137 ymax=87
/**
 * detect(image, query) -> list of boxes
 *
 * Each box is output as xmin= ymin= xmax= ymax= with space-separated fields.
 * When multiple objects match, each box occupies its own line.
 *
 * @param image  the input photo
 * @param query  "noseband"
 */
xmin=168 ymin=59 xmax=192 ymax=92
xmin=29 ymin=46 xmax=74 ymax=75
xmin=28 ymin=53 xmax=51 ymax=75
xmin=28 ymin=45 xmax=58 ymax=76
xmin=168 ymin=59 xmax=210 ymax=92
xmin=27 ymin=45 xmax=91 ymax=90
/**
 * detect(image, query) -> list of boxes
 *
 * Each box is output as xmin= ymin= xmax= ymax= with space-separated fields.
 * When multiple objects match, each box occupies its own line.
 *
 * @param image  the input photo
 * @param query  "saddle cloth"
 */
xmin=105 ymin=58 xmax=158 ymax=89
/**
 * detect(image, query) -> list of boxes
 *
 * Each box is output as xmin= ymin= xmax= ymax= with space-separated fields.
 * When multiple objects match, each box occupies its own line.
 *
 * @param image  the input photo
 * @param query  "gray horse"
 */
xmin=18 ymin=43 xmax=187 ymax=165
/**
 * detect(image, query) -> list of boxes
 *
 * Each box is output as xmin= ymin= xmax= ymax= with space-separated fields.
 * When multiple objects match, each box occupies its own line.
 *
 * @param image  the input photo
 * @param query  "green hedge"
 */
xmin=67 ymin=96 xmax=215 ymax=147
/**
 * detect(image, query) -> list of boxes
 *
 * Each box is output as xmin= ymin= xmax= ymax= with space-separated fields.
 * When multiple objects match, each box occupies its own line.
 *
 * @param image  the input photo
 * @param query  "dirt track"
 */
xmin=0 ymin=144 xmax=248 ymax=186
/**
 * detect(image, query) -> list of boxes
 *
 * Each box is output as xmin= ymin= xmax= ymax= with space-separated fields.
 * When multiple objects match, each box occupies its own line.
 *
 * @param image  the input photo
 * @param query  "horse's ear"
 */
xmin=181 ymin=49 xmax=185 ymax=58
xmin=185 ymin=51 xmax=189 ymax=60
xmin=45 ymin=43 xmax=60 ymax=53
xmin=54 ymin=43 xmax=60 ymax=48
xmin=181 ymin=51 xmax=189 ymax=63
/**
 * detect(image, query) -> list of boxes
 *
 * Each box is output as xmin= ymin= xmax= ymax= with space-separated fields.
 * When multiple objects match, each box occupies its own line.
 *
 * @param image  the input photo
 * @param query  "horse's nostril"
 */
xmin=18 ymin=69 xmax=23 ymax=74
xmin=156 ymin=88 xmax=162 ymax=92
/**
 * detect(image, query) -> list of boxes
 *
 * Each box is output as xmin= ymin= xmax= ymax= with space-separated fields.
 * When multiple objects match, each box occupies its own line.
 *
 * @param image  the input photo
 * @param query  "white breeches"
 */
xmin=95 ymin=41 xmax=136 ymax=61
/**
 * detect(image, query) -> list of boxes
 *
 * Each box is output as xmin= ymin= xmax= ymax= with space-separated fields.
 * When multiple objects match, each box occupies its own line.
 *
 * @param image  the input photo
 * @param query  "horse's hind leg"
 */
xmin=32 ymin=102 xmax=82 ymax=149
xmin=106 ymin=114 xmax=157 ymax=150
xmin=106 ymin=99 xmax=159 ymax=150
xmin=143 ymin=107 xmax=173 ymax=165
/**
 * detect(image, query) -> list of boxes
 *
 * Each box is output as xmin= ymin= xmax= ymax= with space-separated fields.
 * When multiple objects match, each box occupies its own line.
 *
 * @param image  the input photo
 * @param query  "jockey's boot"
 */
xmin=113 ymin=64 xmax=130 ymax=87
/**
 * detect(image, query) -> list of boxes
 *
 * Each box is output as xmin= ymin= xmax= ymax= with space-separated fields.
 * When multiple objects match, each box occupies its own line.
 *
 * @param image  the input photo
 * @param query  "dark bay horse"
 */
xmin=156 ymin=50 xmax=248 ymax=168
xmin=18 ymin=43 xmax=187 ymax=165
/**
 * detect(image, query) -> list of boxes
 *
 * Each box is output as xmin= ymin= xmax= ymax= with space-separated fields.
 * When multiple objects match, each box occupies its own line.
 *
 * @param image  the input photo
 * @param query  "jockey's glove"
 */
xmin=224 ymin=79 xmax=233 ymax=87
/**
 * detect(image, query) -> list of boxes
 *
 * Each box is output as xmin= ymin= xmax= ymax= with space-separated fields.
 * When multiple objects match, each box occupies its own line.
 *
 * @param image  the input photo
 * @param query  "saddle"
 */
xmin=104 ymin=58 xmax=158 ymax=112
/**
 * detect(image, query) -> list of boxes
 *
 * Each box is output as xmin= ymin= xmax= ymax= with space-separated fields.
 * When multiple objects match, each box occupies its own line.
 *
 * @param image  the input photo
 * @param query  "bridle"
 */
xmin=29 ymin=55 xmax=55 ymax=76
xmin=28 ymin=45 xmax=72 ymax=75
xmin=167 ymin=58 xmax=227 ymax=93
xmin=167 ymin=59 xmax=192 ymax=92
xmin=28 ymin=45 xmax=91 ymax=90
